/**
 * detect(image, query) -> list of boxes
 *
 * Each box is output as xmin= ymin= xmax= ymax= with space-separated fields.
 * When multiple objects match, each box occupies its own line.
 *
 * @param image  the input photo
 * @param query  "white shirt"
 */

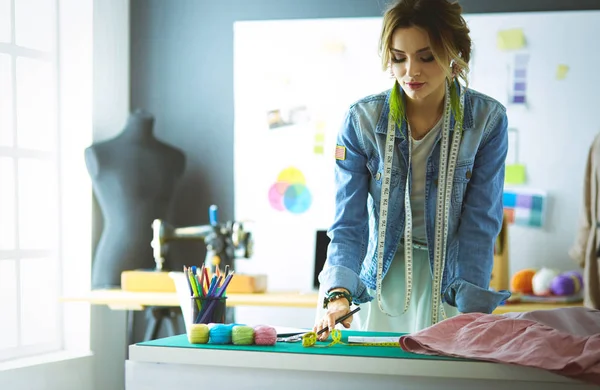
xmin=409 ymin=117 xmax=443 ymax=243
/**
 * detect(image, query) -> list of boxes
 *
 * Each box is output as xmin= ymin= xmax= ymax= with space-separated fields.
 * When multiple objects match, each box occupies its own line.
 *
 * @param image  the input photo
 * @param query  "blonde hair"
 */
xmin=379 ymin=0 xmax=471 ymax=87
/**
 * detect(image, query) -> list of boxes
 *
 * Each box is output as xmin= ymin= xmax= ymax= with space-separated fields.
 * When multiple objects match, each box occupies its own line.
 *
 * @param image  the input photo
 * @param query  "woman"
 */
xmin=315 ymin=0 xmax=511 ymax=340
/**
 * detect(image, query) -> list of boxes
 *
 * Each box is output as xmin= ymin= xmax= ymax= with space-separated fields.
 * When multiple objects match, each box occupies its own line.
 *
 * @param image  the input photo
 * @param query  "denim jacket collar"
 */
xmin=374 ymin=80 xmax=475 ymax=140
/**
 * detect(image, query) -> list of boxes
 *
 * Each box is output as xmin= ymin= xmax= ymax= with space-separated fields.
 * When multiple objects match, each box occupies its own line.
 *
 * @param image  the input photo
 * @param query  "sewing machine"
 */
xmin=119 ymin=205 xmax=254 ymax=339
xmin=151 ymin=205 xmax=253 ymax=274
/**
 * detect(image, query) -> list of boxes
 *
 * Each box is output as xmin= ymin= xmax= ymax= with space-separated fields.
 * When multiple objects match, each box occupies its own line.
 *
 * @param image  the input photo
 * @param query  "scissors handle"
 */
xmin=276 ymin=306 xmax=361 ymax=343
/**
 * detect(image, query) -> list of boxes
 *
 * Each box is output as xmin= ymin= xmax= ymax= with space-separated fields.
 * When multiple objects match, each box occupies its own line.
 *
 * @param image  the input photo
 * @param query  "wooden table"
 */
xmin=61 ymin=290 xmax=582 ymax=349
xmin=60 ymin=289 xmax=319 ymax=311
xmin=492 ymin=301 xmax=582 ymax=314
xmin=61 ymin=289 xmax=581 ymax=313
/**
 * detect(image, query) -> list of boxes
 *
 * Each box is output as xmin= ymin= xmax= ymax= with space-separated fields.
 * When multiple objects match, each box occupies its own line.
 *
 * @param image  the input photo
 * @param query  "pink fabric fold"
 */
xmin=399 ymin=307 xmax=600 ymax=385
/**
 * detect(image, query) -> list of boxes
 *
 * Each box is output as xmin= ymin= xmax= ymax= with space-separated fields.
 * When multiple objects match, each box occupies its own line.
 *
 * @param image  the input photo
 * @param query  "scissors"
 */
xmin=276 ymin=306 xmax=361 ymax=343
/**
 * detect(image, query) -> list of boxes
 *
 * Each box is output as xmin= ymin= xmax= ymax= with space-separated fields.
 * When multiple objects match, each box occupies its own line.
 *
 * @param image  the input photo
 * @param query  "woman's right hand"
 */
xmin=313 ymin=297 xmax=353 ymax=341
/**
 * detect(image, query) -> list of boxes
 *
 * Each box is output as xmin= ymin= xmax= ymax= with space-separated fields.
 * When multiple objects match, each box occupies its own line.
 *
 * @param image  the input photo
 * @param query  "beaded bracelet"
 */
xmin=323 ymin=290 xmax=352 ymax=309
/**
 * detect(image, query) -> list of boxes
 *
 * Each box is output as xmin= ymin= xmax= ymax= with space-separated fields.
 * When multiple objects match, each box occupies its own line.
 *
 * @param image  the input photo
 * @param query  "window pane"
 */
xmin=0 ymin=260 xmax=19 ymax=349
xmin=20 ymin=257 xmax=59 ymax=346
xmin=0 ymin=0 xmax=10 ymax=43
xmin=0 ymin=54 xmax=14 ymax=146
xmin=18 ymin=158 xmax=58 ymax=250
xmin=0 ymin=157 xmax=15 ymax=250
xmin=16 ymin=57 xmax=56 ymax=151
xmin=15 ymin=0 xmax=55 ymax=52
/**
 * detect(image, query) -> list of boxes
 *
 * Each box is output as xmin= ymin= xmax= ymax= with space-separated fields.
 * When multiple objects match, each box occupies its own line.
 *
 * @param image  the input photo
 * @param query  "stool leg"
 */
xmin=164 ymin=308 xmax=181 ymax=336
xmin=144 ymin=308 xmax=164 ymax=341
xmin=126 ymin=310 xmax=135 ymax=358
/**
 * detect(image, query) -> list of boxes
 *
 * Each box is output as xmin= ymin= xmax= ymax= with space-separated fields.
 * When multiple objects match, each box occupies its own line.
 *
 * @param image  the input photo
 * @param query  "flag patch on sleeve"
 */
xmin=335 ymin=145 xmax=346 ymax=160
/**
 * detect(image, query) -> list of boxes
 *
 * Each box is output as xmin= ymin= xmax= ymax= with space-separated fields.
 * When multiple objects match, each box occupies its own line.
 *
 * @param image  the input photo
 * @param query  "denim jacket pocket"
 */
xmin=367 ymin=156 xmax=402 ymax=189
xmin=450 ymin=163 xmax=472 ymax=218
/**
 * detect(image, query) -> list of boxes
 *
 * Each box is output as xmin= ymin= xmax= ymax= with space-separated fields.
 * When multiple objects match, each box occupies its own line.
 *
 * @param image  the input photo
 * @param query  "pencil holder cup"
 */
xmin=191 ymin=297 xmax=227 ymax=324
xmin=169 ymin=271 xmax=201 ymax=336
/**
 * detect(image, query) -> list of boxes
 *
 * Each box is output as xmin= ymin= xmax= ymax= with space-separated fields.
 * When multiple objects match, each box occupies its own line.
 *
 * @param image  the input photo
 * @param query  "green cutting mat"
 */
xmin=138 ymin=330 xmax=467 ymax=361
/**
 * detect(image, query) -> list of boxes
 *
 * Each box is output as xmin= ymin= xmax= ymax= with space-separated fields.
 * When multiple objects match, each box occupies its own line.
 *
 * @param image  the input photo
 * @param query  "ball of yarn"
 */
xmin=188 ymin=323 xmax=210 ymax=344
xmin=532 ymin=267 xmax=559 ymax=296
xmin=232 ymin=325 xmax=255 ymax=345
xmin=565 ymin=270 xmax=584 ymax=289
xmin=253 ymin=325 xmax=277 ymax=346
xmin=510 ymin=268 xmax=536 ymax=294
xmin=550 ymin=271 xmax=583 ymax=296
xmin=209 ymin=323 xmax=235 ymax=344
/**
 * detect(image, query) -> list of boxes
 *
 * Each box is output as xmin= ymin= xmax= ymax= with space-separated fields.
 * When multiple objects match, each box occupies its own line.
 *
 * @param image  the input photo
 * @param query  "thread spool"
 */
xmin=253 ymin=325 xmax=277 ymax=346
xmin=232 ymin=325 xmax=255 ymax=345
xmin=209 ymin=323 xmax=235 ymax=344
xmin=188 ymin=323 xmax=210 ymax=344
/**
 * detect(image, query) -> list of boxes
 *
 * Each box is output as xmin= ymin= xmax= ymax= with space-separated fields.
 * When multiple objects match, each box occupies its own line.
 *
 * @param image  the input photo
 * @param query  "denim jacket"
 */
xmin=319 ymin=86 xmax=512 ymax=314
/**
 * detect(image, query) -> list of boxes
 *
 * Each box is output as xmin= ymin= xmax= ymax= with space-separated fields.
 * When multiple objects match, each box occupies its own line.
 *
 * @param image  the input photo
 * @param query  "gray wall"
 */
xmin=128 ymin=0 xmax=391 ymax=271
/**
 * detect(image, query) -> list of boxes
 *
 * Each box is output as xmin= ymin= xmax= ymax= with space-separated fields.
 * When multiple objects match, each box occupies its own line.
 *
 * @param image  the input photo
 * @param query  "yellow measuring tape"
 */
xmin=301 ymin=330 xmax=400 ymax=348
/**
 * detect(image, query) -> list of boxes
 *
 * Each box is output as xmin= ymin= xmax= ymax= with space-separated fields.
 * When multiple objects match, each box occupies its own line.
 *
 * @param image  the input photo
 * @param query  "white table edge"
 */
xmin=128 ymin=343 xmax=579 ymax=385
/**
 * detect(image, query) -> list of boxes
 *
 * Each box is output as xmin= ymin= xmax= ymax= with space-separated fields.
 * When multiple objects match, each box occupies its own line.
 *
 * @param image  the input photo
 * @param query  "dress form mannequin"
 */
xmin=85 ymin=109 xmax=185 ymax=288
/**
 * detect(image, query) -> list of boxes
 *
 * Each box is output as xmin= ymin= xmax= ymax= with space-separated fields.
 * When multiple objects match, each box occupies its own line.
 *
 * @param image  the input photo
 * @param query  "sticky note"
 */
xmin=497 ymin=28 xmax=525 ymax=50
xmin=503 ymin=192 xmax=517 ymax=208
xmin=505 ymin=164 xmax=526 ymax=184
xmin=314 ymin=133 xmax=325 ymax=143
xmin=556 ymin=64 xmax=569 ymax=80
xmin=313 ymin=145 xmax=324 ymax=155
xmin=322 ymin=40 xmax=346 ymax=54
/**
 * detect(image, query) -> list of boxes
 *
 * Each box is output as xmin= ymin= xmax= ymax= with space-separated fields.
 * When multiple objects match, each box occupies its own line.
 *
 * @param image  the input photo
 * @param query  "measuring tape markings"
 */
xmin=348 ymin=342 xmax=401 ymax=347
xmin=375 ymin=107 xmax=401 ymax=316
xmin=432 ymin=89 xmax=465 ymax=324
xmin=375 ymin=81 xmax=465 ymax=323
xmin=431 ymin=85 xmax=465 ymax=324
xmin=303 ymin=329 xmax=401 ymax=348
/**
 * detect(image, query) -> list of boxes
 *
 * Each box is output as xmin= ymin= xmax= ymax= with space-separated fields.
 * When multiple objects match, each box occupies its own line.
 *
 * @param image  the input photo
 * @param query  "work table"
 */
xmin=126 ymin=330 xmax=594 ymax=390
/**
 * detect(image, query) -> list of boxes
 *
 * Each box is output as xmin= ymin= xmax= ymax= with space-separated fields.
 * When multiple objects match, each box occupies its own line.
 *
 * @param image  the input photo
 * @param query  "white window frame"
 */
xmin=0 ymin=0 xmax=93 ymax=364
xmin=0 ymin=0 xmax=62 ymax=362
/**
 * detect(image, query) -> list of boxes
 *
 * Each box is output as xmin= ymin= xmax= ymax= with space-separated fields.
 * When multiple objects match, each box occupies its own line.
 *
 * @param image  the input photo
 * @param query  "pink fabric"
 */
xmin=502 ymin=307 xmax=600 ymax=337
xmin=399 ymin=307 xmax=600 ymax=385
